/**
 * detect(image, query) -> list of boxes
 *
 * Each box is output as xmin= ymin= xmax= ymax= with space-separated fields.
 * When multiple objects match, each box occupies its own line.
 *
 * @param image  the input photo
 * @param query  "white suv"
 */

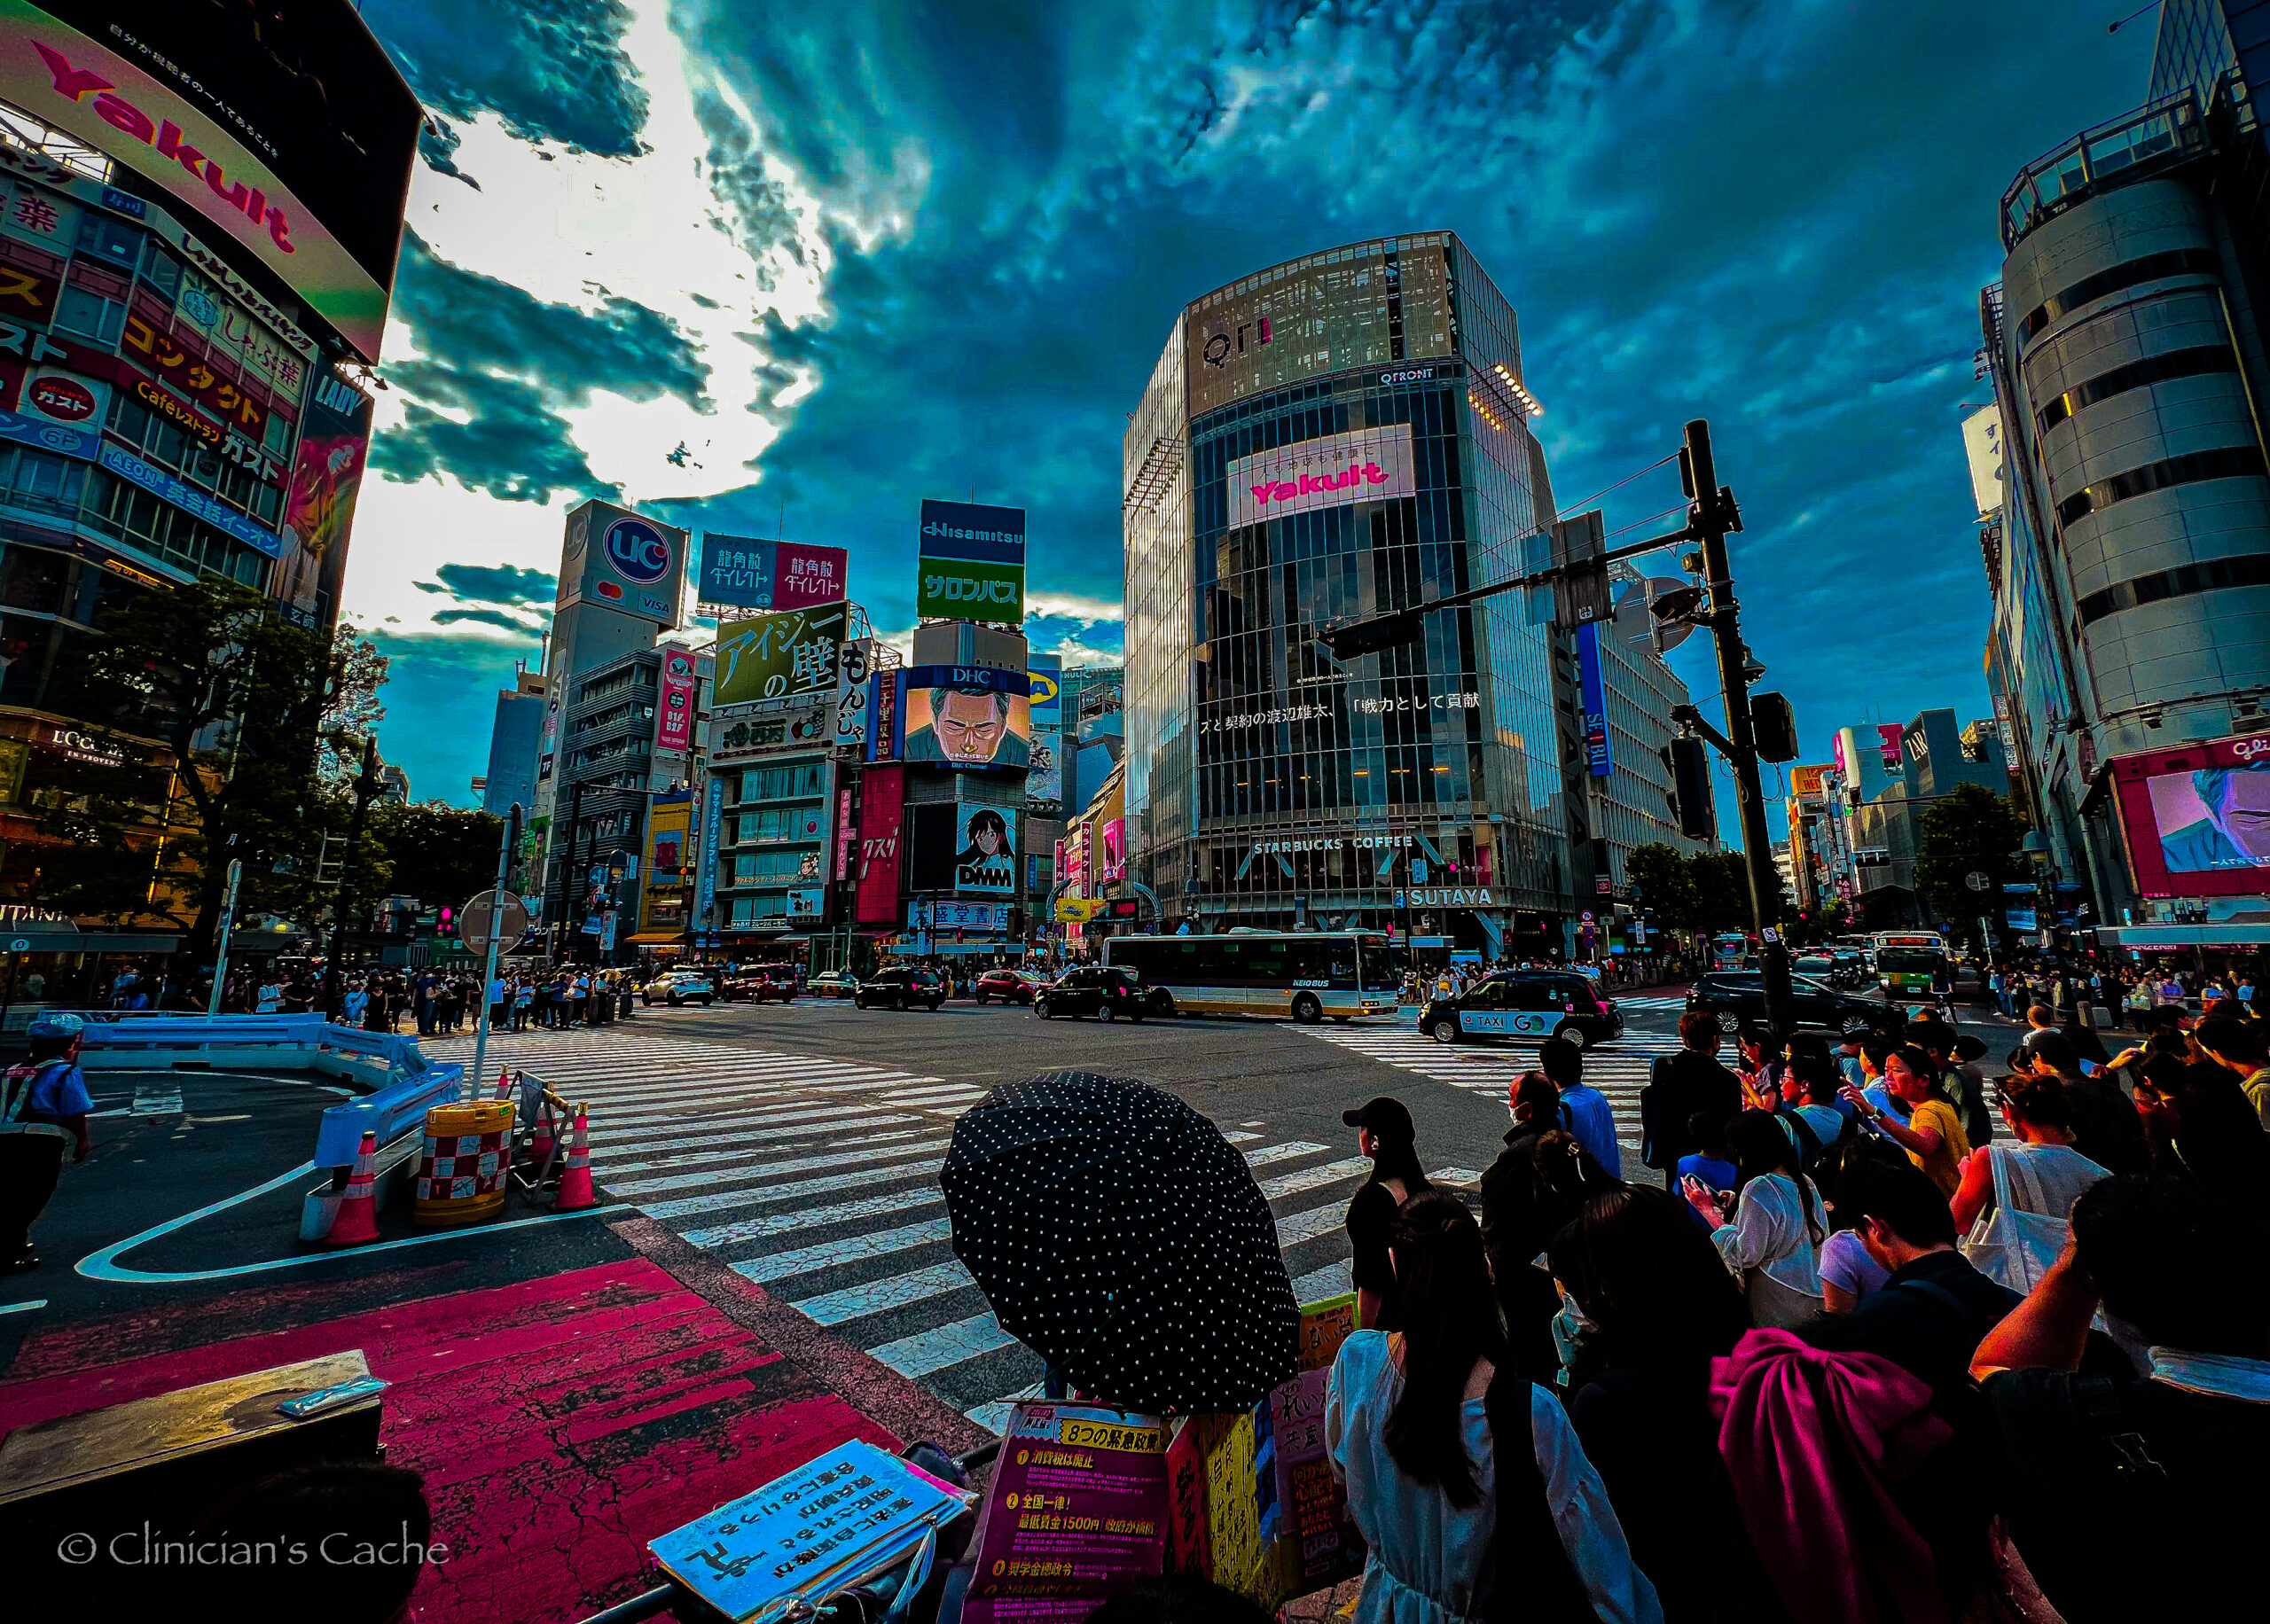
xmin=642 ymin=969 xmax=718 ymax=1006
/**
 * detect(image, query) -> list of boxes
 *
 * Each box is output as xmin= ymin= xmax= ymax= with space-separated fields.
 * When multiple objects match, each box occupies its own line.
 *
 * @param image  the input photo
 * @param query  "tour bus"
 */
xmin=1102 ymin=931 xmax=1401 ymax=1023
xmin=1871 ymin=931 xmax=1949 ymax=998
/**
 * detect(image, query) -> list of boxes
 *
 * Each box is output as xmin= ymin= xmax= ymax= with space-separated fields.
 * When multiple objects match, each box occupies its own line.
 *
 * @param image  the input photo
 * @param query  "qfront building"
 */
xmin=1122 ymin=234 xmax=1601 ymax=956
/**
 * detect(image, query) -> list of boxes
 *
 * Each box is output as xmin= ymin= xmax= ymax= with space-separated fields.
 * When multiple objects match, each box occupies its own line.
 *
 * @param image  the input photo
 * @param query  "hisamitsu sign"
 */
xmin=918 ymin=497 xmax=1024 ymax=624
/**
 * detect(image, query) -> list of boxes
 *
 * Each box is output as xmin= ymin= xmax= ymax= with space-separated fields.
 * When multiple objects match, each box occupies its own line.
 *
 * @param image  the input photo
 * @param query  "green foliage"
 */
xmin=367 ymin=800 xmax=505 ymax=914
xmin=29 ymin=581 xmax=387 ymax=953
xmin=1914 ymin=782 xmax=2026 ymax=944
xmin=1624 ymin=843 xmax=1698 ymax=931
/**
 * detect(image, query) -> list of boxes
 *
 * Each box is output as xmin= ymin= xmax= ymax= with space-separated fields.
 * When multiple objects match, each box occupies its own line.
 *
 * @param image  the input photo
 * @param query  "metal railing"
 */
xmin=2000 ymin=88 xmax=2207 ymax=250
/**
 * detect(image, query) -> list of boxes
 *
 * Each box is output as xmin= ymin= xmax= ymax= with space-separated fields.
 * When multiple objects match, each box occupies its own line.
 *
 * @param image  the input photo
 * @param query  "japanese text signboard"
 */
xmin=700 ymin=534 xmax=849 ymax=611
xmin=961 ymin=1401 xmax=1169 ymax=1624
xmin=715 ymin=601 xmax=849 ymax=707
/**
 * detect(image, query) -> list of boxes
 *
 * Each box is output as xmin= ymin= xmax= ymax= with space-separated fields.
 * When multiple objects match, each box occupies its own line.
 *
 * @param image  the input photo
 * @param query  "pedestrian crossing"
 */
xmin=1301 ymin=1023 xmax=1679 ymax=1156
xmin=439 ymin=1028 xmax=1451 ymax=1434
xmin=1611 ymin=994 xmax=1690 ymax=1012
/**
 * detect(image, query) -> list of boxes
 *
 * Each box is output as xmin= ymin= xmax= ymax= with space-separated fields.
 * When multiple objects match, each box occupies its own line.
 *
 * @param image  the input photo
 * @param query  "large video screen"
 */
xmin=0 ymin=1 xmax=421 ymax=359
xmin=896 ymin=664 xmax=1031 ymax=769
xmin=2112 ymin=737 xmax=2270 ymax=897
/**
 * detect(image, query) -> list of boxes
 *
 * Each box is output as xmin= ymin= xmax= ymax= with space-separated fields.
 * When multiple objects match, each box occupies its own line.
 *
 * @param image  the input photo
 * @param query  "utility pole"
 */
xmin=1681 ymin=419 xmax=1794 ymax=1034
xmin=324 ymin=737 xmax=381 ymax=1016
xmin=207 ymin=858 xmax=242 ymax=1017
xmin=472 ymin=803 xmax=524 ymax=1089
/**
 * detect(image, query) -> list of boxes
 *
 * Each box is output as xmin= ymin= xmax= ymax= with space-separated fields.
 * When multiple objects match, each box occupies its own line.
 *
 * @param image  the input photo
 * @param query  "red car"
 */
xmin=722 ymin=963 xmax=797 ymax=1003
xmin=974 ymin=968 xmax=1044 ymax=1005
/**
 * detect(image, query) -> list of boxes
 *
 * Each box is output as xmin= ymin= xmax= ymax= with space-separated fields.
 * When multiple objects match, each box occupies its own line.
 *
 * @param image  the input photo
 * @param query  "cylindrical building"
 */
xmin=1120 ymin=233 xmax=1585 ymax=956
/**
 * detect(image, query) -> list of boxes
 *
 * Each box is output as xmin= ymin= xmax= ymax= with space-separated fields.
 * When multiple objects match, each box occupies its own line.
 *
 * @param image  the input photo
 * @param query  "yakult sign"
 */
xmin=1228 ymin=424 xmax=1415 ymax=527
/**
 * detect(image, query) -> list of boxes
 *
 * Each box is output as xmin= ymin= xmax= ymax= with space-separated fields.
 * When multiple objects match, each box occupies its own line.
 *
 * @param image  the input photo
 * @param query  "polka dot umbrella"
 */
xmin=942 ymin=1071 xmax=1301 ymax=1414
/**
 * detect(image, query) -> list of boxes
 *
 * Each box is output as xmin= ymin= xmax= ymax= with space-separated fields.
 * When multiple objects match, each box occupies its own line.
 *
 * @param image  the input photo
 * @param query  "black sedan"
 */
xmin=855 ymin=965 xmax=946 ymax=1011
xmin=1033 ymin=965 xmax=1173 ymax=1022
xmin=1420 ymin=971 xmax=1624 ymax=1048
xmin=1685 ymin=970 xmax=1896 ymax=1034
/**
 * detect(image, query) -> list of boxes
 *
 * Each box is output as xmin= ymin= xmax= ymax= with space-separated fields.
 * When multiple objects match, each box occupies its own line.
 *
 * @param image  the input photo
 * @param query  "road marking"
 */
xmin=1243 ymin=1140 xmax=1330 ymax=1167
xmin=792 ymin=1260 xmax=976 ymax=1326
xmin=601 ymin=1126 xmax=933 ymax=1178
xmin=868 ymin=1311 xmax=1016 ymax=1378
xmin=601 ymin=1111 xmax=919 ymax=1157
xmin=602 ymin=1135 xmax=943 ymax=1198
xmin=0 ymin=1298 xmax=46 ymax=1316
xmin=732 ymin=1217 xmax=959 ymax=1284
xmin=638 ymin=1158 xmax=947 ymax=1222
xmin=1276 ymin=1199 xmax=1357 ymax=1246
xmin=681 ymin=1186 xmax=944 ymax=1249
xmin=1255 ymin=1157 xmax=1373 ymax=1200
xmin=1290 ymin=1261 xmax=1353 ymax=1300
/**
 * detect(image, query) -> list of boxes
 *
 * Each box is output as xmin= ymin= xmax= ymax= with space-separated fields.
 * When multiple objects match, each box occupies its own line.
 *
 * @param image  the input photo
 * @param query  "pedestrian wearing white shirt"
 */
xmin=1684 ymin=1108 xmax=1826 ymax=1328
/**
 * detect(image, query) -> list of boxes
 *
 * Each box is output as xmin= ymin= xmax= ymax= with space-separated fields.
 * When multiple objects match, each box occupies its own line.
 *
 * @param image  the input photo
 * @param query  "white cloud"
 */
xmin=1025 ymin=591 xmax=1125 ymax=626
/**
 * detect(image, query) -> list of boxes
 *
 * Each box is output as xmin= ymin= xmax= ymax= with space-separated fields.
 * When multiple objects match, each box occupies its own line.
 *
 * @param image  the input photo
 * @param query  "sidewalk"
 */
xmin=1 ymin=1213 xmax=991 ymax=1622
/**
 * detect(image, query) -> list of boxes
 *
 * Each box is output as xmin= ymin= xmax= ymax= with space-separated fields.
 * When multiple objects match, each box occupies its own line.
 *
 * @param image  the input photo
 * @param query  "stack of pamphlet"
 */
xmin=649 ymin=1438 xmax=972 ymax=1623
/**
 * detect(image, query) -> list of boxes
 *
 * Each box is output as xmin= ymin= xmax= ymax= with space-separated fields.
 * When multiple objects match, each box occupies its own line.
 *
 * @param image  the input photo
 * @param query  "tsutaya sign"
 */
xmin=1228 ymin=424 xmax=1415 ymax=527
xmin=1396 ymin=886 xmax=1499 ymax=909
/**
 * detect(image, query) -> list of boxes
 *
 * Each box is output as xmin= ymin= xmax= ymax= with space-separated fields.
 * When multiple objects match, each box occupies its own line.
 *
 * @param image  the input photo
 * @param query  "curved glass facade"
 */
xmin=1123 ymin=235 xmax=1579 ymax=948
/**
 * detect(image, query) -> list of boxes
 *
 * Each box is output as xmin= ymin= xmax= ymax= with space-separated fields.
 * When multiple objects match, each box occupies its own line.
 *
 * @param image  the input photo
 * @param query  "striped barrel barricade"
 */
xmin=412 ymin=1099 xmax=516 ymax=1227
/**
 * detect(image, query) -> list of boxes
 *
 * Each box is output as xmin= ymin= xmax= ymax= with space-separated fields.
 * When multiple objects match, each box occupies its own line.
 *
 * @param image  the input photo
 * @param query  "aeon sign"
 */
xmin=1226 ymin=423 xmax=1417 ymax=528
xmin=605 ymin=518 xmax=673 ymax=583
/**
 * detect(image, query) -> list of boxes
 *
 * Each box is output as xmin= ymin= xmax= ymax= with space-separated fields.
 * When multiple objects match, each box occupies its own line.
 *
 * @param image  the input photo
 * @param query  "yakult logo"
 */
xmin=28 ymin=43 xmax=295 ymax=253
xmin=1249 ymin=460 xmax=1390 ymax=507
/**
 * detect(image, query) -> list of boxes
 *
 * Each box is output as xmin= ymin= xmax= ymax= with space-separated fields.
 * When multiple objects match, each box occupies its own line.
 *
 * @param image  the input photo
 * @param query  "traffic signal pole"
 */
xmin=1681 ymin=419 xmax=1794 ymax=1035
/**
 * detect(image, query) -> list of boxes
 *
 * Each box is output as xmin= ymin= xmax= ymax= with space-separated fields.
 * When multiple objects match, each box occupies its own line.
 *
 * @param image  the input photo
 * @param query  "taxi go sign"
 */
xmin=1053 ymin=897 xmax=1108 ymax=923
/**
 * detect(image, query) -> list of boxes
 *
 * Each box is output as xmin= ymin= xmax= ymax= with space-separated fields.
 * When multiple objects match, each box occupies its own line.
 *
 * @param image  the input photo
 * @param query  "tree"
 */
xmin=1914 ymin=782 xmax=2026 ymax=944
xmin=1690 ymin=849 xmax=1752 ymax=936
xmin=1625 ymin=842 xmax=1700 ymax=933
xmin=30 ymin=582 xmax=387 ymax=956
xmin=367 ymin=800 xmax=505 ymax=917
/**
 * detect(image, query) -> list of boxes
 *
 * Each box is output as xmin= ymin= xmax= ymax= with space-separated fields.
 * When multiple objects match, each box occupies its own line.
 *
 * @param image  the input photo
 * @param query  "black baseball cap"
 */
xmin=1342 ymin=1096 xmax=1415 ymax=1144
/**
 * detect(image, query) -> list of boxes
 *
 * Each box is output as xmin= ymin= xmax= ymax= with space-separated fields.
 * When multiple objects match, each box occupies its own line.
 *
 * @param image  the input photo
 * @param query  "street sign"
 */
xmin=460 ymin=889 xmax=530 ymax=956
xmin=1965 ymin=871 xmax=1991 ymax=892
xmin=1054 ymin=898 xmax=1107 ymax=923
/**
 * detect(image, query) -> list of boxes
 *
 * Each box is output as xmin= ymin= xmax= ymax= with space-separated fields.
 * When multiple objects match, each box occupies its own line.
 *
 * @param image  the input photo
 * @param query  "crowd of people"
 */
xmin=1329 ymin=1000 xmax=2264 ymax=1622
xmin=1986 ymin=956 xmax=2266 ymax=1029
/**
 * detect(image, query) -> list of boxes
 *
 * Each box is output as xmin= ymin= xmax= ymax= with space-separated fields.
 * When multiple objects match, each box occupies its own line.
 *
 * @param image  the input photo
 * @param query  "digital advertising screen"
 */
xmin=896 ymin=663 xmax=1030 ymax=769
xmin=2112 ymin=736 xmax=2270 ymax=898
xmin=0 ymin=1 xmax=422 ymax=360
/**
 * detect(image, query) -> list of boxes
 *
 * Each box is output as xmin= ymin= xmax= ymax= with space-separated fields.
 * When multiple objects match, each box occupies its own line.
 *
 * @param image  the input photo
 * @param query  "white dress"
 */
xmin=1324 ymin=1331 xmax=1662 ymax=1624
xmin=1711 ymin=1172 xmax=1824 ymax=1328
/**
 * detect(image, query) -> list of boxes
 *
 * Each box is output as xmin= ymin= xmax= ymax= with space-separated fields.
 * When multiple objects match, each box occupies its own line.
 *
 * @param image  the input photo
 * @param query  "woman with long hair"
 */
xmin=1949 ymin=1074 xmax=2109 ymax=1234
xmin=1684 ymin=1108 xmax=1826 ymax=1327
xmin=1326 ymin=1191 xmax=1662 ymax=1624
xmin=1342 ymin=1096 xmax=1434 ymax=1331
xmin=1548 ymin=1187 xmax=1755 ymax=1621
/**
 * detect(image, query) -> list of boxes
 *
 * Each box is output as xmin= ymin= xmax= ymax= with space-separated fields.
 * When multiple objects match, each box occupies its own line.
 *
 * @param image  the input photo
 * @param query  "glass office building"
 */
xmin=1122 ymin=234 xmax=1581 ymax=954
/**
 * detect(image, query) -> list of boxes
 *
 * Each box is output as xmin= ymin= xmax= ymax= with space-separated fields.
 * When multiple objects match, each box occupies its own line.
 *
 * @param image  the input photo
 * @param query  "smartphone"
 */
xmin=278 ymin=1375 xmax=389 ymax=1418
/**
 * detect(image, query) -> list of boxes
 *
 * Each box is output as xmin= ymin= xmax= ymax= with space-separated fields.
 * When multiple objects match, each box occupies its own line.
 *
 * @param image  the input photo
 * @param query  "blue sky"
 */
xmin=344 ymin=0 xmax=2155 ymax=818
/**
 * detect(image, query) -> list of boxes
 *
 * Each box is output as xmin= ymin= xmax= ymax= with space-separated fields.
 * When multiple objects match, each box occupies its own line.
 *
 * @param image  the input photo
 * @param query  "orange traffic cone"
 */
xmin=329 ymin=1130 xmax=381 ymax=1245
xmin=552 ymin=1109 xmax=595 ymax=1211
xmin=494 ymin=1066 xmax=513 ymax=1101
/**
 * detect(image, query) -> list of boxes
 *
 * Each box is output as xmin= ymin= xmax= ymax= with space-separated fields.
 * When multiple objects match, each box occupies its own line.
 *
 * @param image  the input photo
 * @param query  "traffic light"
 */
xmin=1670 ymin=736 xmax=1715 ymax=841
xmin=1749 ymin=691 xmax=1799 ymax=763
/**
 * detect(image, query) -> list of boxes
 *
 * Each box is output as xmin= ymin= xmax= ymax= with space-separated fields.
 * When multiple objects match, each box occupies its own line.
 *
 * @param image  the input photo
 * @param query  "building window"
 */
xmin=2054 ymin=443 xmax=2266 ymax=532
xmin=2016 ymin=248 xmax=2219 ymax=346
xmin=2036 ymin=343 xmax=2238 ymax=435
xmin=2075 ymin=550 xmax=2270 ymax=625
xmin=740 ymin=761 xmax=826 ymax=803
xmin=54 ymin=284 xmax=123 ymax=344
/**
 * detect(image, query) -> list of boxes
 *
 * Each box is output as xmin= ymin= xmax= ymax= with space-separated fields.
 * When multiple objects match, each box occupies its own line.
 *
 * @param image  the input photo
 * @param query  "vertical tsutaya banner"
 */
xmin=1576 ymin=621 xmax=1612 ymax=777
xmin=952 ymin=803 xmax=1019 ymax=894
xmin=917 ymin=498 xmax=1025 ymax=623
xmin=1026 ymin=654 xmax=1062 ymax=813
xmin=856 ymin=764 xmax=905 ymax=924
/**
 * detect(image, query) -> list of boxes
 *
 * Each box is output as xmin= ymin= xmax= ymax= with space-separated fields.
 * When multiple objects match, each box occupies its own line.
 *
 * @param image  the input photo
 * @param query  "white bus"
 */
xmin=1102 ymin=931 xmax=1401 ymax=1023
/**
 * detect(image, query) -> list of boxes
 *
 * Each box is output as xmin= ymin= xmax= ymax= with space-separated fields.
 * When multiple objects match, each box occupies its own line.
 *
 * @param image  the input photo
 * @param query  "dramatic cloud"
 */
xmin=412 ymin=564 xmax=559 ymax=606
xmin=347 ymin=0 xmax=2153 ymax=810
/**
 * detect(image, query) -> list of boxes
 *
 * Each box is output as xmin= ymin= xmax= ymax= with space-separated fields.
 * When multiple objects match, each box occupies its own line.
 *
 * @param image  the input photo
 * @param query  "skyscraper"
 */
xmin=1121 ymin=234 xmax=1588 ymax=957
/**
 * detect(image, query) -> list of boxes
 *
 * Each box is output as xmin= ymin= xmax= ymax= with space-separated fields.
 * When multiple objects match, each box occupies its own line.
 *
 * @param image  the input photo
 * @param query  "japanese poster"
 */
xmin=961 ymin=1401 xmax=1169 ymax=1623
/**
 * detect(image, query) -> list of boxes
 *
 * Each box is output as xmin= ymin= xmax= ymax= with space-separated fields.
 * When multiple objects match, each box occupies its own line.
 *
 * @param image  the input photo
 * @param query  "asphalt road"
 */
xmin=7 ymin=988 xmax=2025 ymax=1433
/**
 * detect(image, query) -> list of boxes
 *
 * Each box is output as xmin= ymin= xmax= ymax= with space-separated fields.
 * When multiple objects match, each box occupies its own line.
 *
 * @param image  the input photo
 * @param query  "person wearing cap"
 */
xmin=1341 ymin=1097 xmax=1431 ymax=1331
xmin=0 ymin=1011 xmax=93 ymax=1270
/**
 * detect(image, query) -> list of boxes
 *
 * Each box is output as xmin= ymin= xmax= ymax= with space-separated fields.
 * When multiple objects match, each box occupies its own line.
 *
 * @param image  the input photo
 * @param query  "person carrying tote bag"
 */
xmin=1953 ymin=1077 xmax=2110 ymax=1293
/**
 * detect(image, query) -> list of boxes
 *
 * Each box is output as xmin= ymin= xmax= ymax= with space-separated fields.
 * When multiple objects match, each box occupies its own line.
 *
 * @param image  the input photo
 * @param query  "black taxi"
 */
xmin=1419 ymin=970 xmax=1624 ymax=1049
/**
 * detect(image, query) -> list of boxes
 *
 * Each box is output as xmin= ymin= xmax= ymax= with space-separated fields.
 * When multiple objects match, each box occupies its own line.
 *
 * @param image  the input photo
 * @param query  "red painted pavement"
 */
xmin=0 ymin=1259 xmax=900 ymax=1623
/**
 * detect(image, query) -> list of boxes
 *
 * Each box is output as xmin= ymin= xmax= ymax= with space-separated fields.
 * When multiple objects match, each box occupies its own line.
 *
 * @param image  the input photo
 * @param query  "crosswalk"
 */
xmin=1611 ymin=994 xmax=1689 ymax=1012
xmin=1300 ymin=1023 xmax=1679 ymax=1157
xmin=438 ymin=1029 xmax=1456 ymax=1434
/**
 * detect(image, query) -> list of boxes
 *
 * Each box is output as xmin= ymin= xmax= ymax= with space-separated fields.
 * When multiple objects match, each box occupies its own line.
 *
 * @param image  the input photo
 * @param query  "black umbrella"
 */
xmin=942 ymin=1072 xmax=1300 ymax=1413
